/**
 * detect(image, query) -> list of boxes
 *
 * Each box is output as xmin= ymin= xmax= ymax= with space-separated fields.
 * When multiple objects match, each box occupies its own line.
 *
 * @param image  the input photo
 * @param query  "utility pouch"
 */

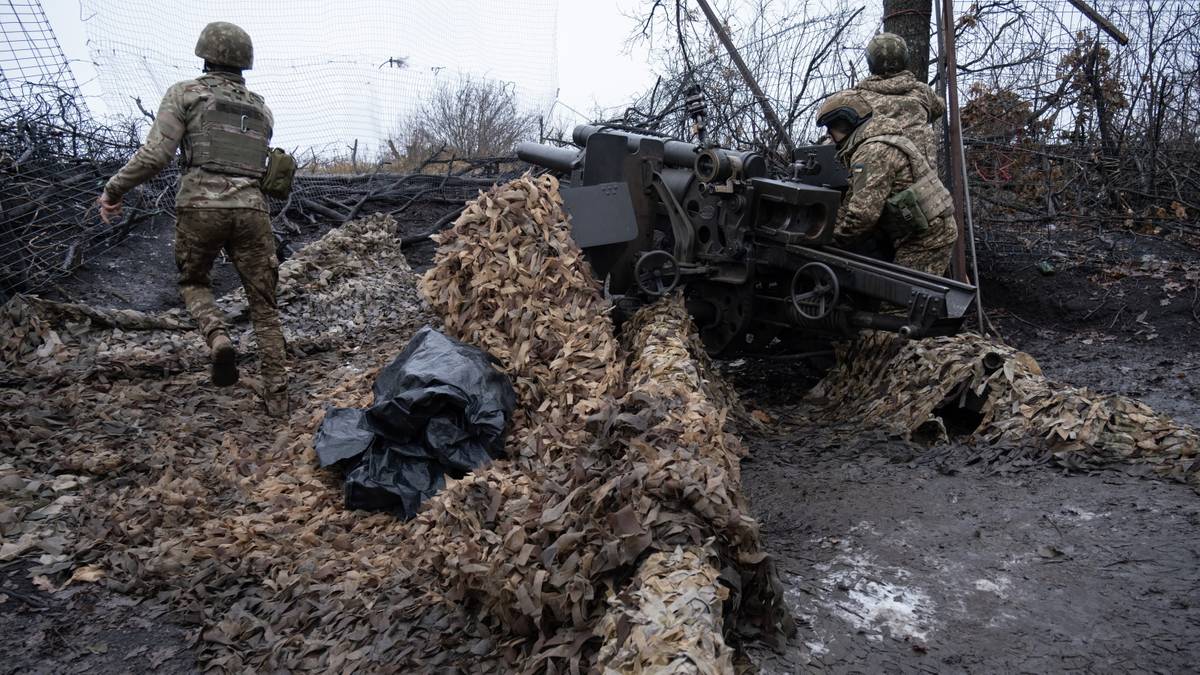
xmin=908 ymin=171 xmax=954 ymax=223
xmin=866 ymin=134 xmax=952 ymax=242
xmin=881 ymin=187 xmax=929 ymax=241
xmin=260 ymin=148 xmax=296 ymax=199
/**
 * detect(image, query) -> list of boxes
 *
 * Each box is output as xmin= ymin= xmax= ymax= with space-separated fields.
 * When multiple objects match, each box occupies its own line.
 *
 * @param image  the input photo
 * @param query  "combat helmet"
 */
xmin=195 ymin=21 xmax=253 ymax=70
xmin=866 ymin=32 xmax=908 ymax=76
xmin=816 ymin=90 xmax=874 ymax=131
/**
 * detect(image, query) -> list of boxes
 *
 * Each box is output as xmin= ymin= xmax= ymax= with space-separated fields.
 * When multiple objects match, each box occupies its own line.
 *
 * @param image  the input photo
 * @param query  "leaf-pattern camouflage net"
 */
xmin=417 ymin=173 xmax=790 ymax=670
xmin=809 ymin=332 xmax=1199 ymax=487
xmin=595 ymin=546 xmax=732 ymax=674
xmin=1 ymin=177 xmax=789 ymax=672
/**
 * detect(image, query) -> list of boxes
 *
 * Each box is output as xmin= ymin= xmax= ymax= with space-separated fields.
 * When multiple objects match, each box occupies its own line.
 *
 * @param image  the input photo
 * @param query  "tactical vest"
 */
xmin=861 ymin=134 xmax=953 ymax=239
xmin=183 ymin=74 xmax=271 ymax=177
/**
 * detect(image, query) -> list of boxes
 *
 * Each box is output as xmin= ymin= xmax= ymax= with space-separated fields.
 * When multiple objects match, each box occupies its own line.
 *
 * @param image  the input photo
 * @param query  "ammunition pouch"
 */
xmin=881 ymin=187 xmax=929 ymax=241
xmin=866 ymin=135 xmax=954 ymax=242
xmin=260 ymin=148 xmax=296 ymax=199
xmin=185 ymin=75 xmax=270 ymax=178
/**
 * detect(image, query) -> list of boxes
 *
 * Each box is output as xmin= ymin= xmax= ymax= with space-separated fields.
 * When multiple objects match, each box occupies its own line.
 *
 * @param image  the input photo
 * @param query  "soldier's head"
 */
xmin=195 ymin=21 xmax=254 ymax=72
xmin=866 ymin=32 xmax=909 ymax=76
xmin=816 ymin=90 xmax=873 ymax=144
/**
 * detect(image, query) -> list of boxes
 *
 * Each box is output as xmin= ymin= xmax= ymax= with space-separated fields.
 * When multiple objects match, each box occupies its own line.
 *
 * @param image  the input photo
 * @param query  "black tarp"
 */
xmin=314 ymin=326 xmax=516 ymax=519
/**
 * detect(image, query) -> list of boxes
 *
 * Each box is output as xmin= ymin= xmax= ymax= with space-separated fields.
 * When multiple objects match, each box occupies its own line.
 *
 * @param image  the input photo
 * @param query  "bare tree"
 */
xmin=401 ymin=77 xmax=538 ymax=159
xmin=621 ymin=0 xmax=872 ymax=155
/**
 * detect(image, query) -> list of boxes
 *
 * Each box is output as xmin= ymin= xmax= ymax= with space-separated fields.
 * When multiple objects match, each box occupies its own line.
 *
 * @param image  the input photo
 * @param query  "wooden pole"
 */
xmin=937 ymin=0 xmax=986 ymax=332
xmin=1066 ymin=0 xmax=1130 ymax=45
xmin=939 ymin=0 xmax=968 ymax=283
xmin=693 ymin=0 xmax=796 ymax=154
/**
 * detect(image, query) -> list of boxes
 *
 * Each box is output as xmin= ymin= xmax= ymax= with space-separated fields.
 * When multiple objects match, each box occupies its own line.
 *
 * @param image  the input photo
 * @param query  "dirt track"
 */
xmin=5 ymin=214 xmax=1199 ymax=673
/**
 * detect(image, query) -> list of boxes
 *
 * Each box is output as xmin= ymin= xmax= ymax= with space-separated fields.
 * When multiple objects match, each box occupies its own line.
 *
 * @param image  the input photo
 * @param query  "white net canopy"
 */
xmin=79 ymin=0 xmax=559 ymax=162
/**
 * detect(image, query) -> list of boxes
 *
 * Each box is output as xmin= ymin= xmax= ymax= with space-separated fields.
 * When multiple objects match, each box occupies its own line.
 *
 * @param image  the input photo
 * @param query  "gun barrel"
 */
xmin=572 ymin=124 xmax=700 ymax=169
xmin=515 ymin=142 xmax=581 ymax=172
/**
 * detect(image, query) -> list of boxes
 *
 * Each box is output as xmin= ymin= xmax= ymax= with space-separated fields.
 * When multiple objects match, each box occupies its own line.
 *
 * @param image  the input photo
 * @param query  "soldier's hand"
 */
xmin=97 ymin=193 xmax=123 ymax=224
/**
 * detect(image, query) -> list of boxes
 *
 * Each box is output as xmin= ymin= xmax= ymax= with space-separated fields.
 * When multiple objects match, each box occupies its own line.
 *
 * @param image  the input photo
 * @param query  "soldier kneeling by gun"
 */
xmin=816 ymin=90 xmax=958 ymax=276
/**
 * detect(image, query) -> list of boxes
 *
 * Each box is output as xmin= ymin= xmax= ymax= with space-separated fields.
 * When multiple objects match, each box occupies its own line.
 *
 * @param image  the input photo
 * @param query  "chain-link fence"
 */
xmin=954 ymin=0 xmax=1199 ymax=268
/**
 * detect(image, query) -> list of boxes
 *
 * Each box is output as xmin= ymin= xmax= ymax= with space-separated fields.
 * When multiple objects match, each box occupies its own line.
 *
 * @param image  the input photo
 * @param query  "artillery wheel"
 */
xmin=634 ymin=250 xmax=681 ymax=296
xmin=789 ymin=262 xmax=839 ymax=320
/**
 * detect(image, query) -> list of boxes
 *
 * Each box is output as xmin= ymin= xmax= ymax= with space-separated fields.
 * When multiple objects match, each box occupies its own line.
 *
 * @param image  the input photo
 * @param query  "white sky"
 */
xmin=42 ymin=0 xmax=659 ymax=128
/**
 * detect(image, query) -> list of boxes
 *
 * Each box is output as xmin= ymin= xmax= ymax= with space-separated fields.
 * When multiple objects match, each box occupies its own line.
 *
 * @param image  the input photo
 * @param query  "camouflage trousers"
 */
xmin=175 ymin=208 xmax=286 ymax=386
xmin=895 ymin=213 xmax=959 ymax=276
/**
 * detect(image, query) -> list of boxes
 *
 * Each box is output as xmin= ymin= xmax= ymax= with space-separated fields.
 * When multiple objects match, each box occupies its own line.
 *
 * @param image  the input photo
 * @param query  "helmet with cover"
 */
xmin=195 ymin=21 xmax=253 ymax=70
xmin=866 ymin=32 xmax=908 ymax=76
xmin=816 ymin=90 xmax=874 ymax=131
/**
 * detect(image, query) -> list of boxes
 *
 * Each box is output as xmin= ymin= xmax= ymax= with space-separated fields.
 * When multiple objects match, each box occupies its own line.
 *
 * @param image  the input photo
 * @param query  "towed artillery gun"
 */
xmin=516 ymin=125 xmax=976 ymax=354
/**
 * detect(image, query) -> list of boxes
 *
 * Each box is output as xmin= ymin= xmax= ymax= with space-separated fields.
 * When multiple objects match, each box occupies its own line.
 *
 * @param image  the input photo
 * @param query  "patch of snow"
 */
xmin=826 ymin=570 xmax=933 ymax=642
xmin=973 ymin=576 xmax=1012 ymax=596
xmin=987 ymin=610 xmax=1019 ymax=629
xmin=848 ymin=520 xmax=882 ymax=536
xmin=1060 ymin=506 xmax=1104 ymax=521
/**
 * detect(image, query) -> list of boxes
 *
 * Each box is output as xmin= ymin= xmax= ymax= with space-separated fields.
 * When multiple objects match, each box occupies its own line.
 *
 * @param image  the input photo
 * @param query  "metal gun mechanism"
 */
xmin=790 ymin=263 xmax=839 ymax=321
xmin=634 ymin=251 xmax=681 ymax=296
xmin=516 ymin=125 xmax=977 ymax=354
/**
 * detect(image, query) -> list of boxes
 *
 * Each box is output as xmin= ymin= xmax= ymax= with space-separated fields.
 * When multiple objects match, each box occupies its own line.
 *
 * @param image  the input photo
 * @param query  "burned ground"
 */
xmin=4 ymin=211 xmax=1200 ymax=673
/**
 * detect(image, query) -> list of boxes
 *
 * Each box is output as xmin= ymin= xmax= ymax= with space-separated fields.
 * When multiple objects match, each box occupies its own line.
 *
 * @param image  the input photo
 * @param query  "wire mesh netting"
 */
xmin=953 ymin=0 xmax=1200 ymax=267
xmin=3 ymin=0 xmax=1199 ymax=298
xmin=1 ymin=0 xmax=166 ymax=295
xmin=79 ymin=0 xmax=558 ymax=163
xmin=618 ymin=0 xmax=884 ymax=150
xmin=1 ymin=0 xmax=557 ymax=298
xmin=615 ymin=0 xmax=1198 ymax=266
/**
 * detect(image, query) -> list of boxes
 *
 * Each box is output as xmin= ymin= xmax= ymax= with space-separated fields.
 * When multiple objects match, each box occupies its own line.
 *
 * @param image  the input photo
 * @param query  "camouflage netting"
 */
xmin=809 ymin=333 xmax=1200 ymax=487
xmin=1 ymin=176 xmax=789 ymax=671
xmin=416 ymin=173 xmax=791 ymax=668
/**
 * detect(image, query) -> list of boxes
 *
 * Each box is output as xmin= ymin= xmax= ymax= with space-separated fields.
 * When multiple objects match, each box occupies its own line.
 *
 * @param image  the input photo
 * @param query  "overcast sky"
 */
xmin=42 ymin=0 xmax=659 ymax=129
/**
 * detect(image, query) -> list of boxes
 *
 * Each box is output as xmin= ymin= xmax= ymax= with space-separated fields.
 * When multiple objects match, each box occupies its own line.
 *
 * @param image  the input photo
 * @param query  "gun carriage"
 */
xmin=516 ymin=125 xmax=976 ymax=354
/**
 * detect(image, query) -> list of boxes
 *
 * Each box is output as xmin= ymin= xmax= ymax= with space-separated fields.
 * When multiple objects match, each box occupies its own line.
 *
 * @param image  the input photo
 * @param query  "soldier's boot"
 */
xmin=262 ymin=376 xmax=289 ymax=419
xmin=210 ymin=333 xmax=239 ymax=387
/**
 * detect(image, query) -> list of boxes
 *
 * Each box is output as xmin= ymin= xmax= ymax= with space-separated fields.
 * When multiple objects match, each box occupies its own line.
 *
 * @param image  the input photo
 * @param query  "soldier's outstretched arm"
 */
xmin=836 ymin=144 xmax=905 ymax=240
xmin=102 ymin=85 xmax=188 ymax=205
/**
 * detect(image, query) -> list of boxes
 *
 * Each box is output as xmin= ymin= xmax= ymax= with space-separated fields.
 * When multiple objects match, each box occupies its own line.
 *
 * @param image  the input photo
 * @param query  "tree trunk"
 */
xmin=883 ymin=0 xmax=934 ymax=81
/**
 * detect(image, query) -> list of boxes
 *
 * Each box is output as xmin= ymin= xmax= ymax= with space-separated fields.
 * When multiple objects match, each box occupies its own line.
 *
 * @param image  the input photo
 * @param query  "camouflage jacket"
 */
xmin=855 ymin=72 xmax=944 ymax=170
xmin=833 ymin=116 xmax=955 ymax=251
xmin=103 ymin=72 xmax=273 ymax=212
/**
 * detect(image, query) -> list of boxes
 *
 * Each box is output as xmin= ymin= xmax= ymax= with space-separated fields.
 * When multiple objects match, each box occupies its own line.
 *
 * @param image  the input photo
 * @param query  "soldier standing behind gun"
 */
xmin=854 ymin=32 xmax=945 ymax=171
xmin=96 ymin=22 xmax=288 ymax=417
xmin=817 ymin=89 xmax=958 ymax=276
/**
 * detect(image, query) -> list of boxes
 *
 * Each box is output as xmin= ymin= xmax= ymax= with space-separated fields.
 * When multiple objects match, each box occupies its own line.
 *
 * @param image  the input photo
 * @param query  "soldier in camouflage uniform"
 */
xmin=854 ymin=32 xmax=945 ymax=171
xmin=817 ymin=90 xmax=958 ymax=276
xmin=97 ymin=22 xmax=288 ymax=417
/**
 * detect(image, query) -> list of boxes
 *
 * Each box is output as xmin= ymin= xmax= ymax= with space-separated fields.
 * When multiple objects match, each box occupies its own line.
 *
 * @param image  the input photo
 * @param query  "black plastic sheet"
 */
xmin=314 ymin=326 xmax=516 ymax=519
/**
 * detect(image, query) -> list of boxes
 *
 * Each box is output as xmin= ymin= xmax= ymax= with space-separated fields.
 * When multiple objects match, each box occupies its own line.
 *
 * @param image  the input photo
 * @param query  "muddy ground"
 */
xmin=734 ymin=233 xmax=1200 ymax=673
xmin=6 ymin=213 xmax=1199 ymax=673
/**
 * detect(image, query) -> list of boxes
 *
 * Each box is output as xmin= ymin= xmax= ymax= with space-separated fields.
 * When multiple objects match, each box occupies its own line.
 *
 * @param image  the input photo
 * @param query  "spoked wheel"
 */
xmin=789 ymin=262 xmax=840 ymax=320
xmin=634 ymin=250 xmax=681 ymax=296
